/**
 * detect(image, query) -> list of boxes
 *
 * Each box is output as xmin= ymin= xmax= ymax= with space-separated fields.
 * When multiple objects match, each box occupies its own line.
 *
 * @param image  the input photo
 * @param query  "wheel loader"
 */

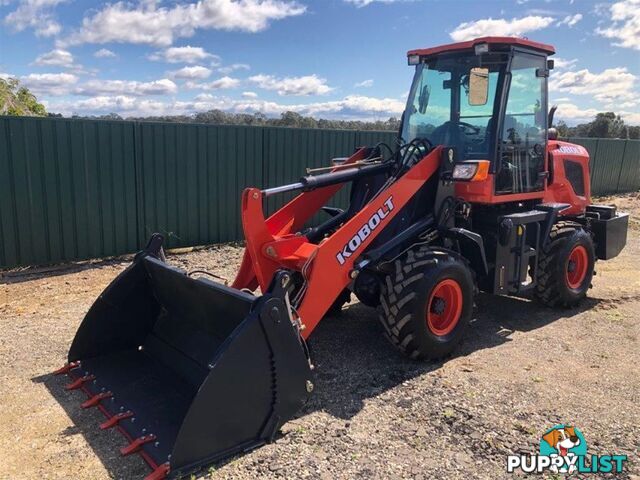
xmin=53 ymin=37 xmax=628 ymax=479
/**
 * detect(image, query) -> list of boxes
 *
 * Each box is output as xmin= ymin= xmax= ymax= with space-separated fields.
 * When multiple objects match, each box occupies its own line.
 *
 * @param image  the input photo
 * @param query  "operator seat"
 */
xmin=430 ymin=120 xmax=463 ymax=149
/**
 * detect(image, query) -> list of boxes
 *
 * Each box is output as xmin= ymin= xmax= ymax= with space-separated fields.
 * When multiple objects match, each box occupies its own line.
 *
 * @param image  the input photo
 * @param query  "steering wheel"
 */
xmin=456 ymin=121 xmax=481 ymax=135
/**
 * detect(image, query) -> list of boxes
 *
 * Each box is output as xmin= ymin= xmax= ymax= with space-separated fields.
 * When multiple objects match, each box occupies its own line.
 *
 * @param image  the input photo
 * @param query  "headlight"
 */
xmin=452 ymin=160 xmax=490 ymax=181
xmin=452 ymin=163 xmax=478 ymax=180
xmin=408 ymin=54 xmax=420 ymax=65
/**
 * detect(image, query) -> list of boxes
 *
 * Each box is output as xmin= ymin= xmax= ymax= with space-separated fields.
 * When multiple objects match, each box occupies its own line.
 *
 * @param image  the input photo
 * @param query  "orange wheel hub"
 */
xmin=566 ymin=245 xmax=588 ymax=289
xmin=426 ymin=279 xmax=463 ymax=336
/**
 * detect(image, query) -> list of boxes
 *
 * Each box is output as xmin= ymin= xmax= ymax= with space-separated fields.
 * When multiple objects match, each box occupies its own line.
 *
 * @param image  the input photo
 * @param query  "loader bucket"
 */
xmin=55 ymin=235 xmax=313 ymax=479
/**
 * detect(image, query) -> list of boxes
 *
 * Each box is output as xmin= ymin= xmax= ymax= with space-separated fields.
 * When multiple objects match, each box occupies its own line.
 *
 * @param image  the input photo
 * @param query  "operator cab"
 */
xmin=402 ymin=37 xmax=554 ymax=200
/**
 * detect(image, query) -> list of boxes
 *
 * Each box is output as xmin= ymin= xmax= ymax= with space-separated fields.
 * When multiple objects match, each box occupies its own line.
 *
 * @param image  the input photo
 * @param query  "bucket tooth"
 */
xmin=121 ymin=434 xmax=157 ymax=456
xmin=144 ymin=463 xmax=170 ymax=480
xmin=81 ymin=391 xmax=112 ymax=408
xmin=65 ymin=374 xmax=94 ymax=390
xmin=100 ymin=411 xmax=134 ymax=430
xmin=54 ymin=362 xmax=80 ymax=375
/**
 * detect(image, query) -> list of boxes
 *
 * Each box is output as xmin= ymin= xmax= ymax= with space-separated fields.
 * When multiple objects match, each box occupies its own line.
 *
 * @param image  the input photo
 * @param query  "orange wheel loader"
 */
xmin=53 ymin=37 xmax=628 ymax=479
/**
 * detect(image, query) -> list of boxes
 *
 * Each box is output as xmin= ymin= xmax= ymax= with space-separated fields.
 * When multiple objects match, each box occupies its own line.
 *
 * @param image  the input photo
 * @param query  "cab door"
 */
xmin=495 ymin=53 xmax=548 ymax=195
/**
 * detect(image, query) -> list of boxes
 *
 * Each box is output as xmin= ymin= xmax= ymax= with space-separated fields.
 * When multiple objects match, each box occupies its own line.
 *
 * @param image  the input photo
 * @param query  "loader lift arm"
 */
xmin=234 ymin=145 xmax=444 ymax=338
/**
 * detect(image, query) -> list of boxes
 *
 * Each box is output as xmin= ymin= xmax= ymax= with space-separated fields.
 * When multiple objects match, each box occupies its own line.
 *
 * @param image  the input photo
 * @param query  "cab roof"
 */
xmin=407 ymin=36 xmax=555 ymax=58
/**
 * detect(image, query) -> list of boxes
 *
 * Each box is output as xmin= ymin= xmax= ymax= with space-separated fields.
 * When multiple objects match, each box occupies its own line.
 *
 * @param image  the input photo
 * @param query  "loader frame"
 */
xmin=233 ymin=145 xmax=446 ymax=338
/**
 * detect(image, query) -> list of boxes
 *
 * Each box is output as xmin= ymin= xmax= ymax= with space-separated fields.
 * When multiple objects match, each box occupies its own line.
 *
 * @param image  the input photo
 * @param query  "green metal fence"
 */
xmin=566 ymin=137 xmax=640 ymax=196
xmin=0 ymin=115 xmax=636 ymax=268
xmin=0 ymin=117 xmax=138 ymax=268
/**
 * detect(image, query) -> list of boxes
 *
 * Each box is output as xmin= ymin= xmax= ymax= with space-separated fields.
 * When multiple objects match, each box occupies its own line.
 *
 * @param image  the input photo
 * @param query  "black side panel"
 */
xmin=170 ymin=295 xmax=312 ymax=475
xmin=68 ymin=260 xmax=160 ymax=362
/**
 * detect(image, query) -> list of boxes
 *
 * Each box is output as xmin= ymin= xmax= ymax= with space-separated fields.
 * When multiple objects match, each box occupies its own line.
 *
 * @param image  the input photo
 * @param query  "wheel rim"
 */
xmin=426 ymin=279 xmax=463 ymax=336
xmin=566 ymin=245 xmax=588 ymax=289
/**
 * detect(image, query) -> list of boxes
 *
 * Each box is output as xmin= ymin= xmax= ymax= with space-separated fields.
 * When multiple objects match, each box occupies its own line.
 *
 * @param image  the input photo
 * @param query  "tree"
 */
xmin=124 ymin=108 xmax=402 ymax=131
xmin=555 ymin=120 xmax=570 ymax=138
xmin=587 ymin=112 xmax=625 ymax=138
xmin=553 ymin=112 xmax=637 ymax=139
xmin=0 ymin=77 xmax=47 ymax=117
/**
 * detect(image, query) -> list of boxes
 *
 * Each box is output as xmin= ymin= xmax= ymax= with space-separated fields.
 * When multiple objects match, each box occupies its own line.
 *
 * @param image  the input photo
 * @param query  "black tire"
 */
xmin=535 ymin=222 xmax=595 ymax=308
xmin=378 ymin=247 xmax=475 ymax=360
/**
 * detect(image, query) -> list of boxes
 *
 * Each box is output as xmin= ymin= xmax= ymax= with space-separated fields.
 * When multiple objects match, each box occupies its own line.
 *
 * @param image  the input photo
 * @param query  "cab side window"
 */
xmin=496 ymin=54 xmax=547 ymax=194
xmin=459 ymin=70 xmax=500 ymax=160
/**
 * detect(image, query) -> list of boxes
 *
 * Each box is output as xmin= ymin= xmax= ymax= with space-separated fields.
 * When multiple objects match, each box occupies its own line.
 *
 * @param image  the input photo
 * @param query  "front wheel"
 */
xmin=378 ymin=247 xmax=474 ymax=360
xmin=535 ymin=222 xmax=595 ymax=307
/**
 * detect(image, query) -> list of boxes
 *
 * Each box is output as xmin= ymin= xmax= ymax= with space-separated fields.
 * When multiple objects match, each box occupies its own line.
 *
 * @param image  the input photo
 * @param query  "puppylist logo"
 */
xmin=507 ymin=424 xmax=628 ymax=474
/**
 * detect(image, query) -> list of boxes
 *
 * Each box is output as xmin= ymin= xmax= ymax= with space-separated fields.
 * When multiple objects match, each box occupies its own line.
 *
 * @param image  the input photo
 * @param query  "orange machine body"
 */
xmin=455 ymin=139 xmax=591 ymax=216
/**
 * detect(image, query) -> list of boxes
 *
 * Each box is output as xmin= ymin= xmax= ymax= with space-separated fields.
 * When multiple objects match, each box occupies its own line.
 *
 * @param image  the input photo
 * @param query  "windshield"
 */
xmin=401 ymin=53 xmax=507 ymax=161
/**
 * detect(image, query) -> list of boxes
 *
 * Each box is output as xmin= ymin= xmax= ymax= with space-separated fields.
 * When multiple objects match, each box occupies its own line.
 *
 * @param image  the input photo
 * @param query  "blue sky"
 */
xmin=0 ymin=0 xmax=638 ymax=124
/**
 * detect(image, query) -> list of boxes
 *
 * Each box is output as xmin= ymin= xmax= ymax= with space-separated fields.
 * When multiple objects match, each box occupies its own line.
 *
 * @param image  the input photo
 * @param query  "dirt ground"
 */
xmin=1 ymin=193 xmax=639 ymax=480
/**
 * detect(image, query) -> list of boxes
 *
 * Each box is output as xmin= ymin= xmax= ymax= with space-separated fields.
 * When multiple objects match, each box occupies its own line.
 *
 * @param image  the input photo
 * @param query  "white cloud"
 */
xmin=61 ymin=0 xmax=306 ymax=47
xmin=21 ymin=72 xmax=78 ymax=96
xmin=449 ymin=15 xmax=554 ymax=41
xmin=170 ymin=65 xmax=212 ymax=80
xmin=557 ymin=13 xmax=582 ymax=27
xmin=36 ymin=19 xmax=62 ymax=37
xmin=187 ymin=76 xmax=241 ymax=90
xmin=553 ymin=57 xmax=578 ymax=70
xmin=149 ymin=45 xmax=219 ymax=64
xmin=621 ymin=111 xmax=640 ymax=124
xmin=549 ymin=67 xmax=638 ymax=104
xmin=94 ymin=48 xmax=117 ymax=58
xmin=344 ymin=0 xmax=412 ymax=6
xmin=47 ymin=93 xmax=405 ymax=120
xmin=249 ymin=74 xmax=333 ymax=96
xmin=218 ymin=63 xmax=250 ymax=74
xmin=33 ymin=49 xmax=74 ymax=67
xmin=549 ymin=97 xmax=571 ymax=103
xmin=69 ymin=96 xmax=167 ymax=115
xmin=295 ymin=95 xmax=404 ymax=117
xmin=31 ymin=48 xmax=91 ymax=74
xmin=242 ymin=91 xmax=258 ymax=98
xmin=554 ymin=102 xmax=600 ymax=122
xmin=596 ymin=0 xmax=640 ymax=50
xmin=553 ymin=103 xmax=640 ymax=126
xmin=75 ymin=78 xmax=178 ymax=96
xmin=354 ymin=79 xmax=374 ymax=88
xmin=3 ymin=0 xmax=68 ymax=37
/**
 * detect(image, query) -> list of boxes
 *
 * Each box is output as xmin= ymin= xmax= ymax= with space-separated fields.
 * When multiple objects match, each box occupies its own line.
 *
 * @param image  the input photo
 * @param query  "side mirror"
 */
xmin=418 ymin=84 xmax=430 ymax=114
xmin=468 ymin=67 xmax=489 ymax=106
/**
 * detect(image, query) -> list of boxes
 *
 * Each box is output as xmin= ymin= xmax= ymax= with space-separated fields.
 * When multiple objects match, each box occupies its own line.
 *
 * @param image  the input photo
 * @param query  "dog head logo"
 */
xmin=508 ymin=424 xmax=626 ymax=474
xmin=539 ymin=425 xmax=587 ymax=473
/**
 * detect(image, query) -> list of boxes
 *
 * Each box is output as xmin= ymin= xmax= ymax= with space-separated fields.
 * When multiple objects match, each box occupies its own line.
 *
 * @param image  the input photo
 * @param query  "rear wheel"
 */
xmin=535 ymin=222 xmax=595 ymax=307
xmin=378 ymin=247 xmax=474 ymax=360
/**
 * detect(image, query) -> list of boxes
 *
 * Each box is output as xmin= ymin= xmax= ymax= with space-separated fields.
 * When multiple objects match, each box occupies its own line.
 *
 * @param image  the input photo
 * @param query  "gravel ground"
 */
xmin=1 ymin=193 xmax=639 ymax=480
